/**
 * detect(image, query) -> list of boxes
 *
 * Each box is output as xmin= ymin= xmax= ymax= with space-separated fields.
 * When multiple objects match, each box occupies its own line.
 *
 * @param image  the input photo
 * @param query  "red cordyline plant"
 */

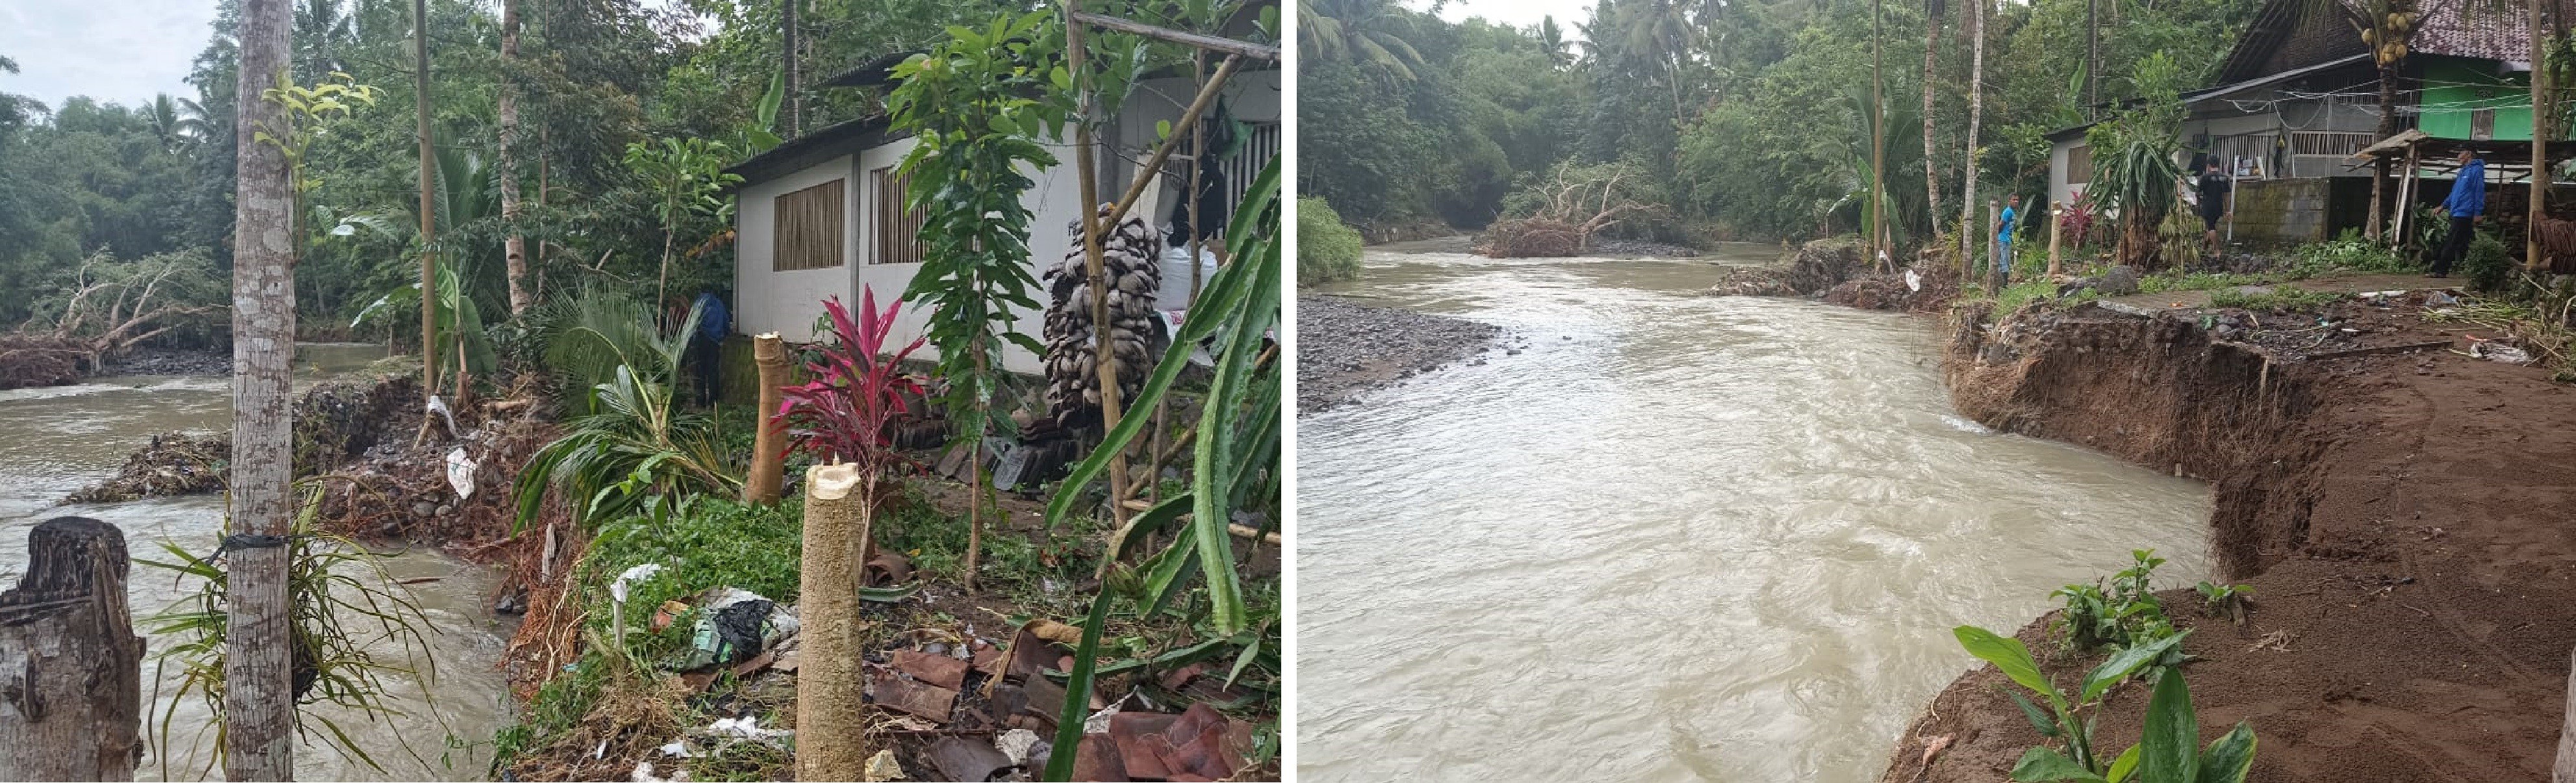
xmin=777 ymin=288 xmax=927 ymax=473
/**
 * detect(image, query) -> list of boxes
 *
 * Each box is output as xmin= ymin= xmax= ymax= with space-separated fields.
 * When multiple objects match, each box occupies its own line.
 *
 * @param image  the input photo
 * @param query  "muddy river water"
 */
xmin=1298 ymin=244 xmax=2214 ymax=782
xmin=0 ymin=344 xmax=512 ymax=781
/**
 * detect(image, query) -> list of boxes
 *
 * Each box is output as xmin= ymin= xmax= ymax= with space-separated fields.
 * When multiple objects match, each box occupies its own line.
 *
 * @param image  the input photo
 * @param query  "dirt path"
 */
xmin=1295 ymin=295 xmax=1504 ymax=414
xmin=1885 ymin=300 xmax=2576 ymax=782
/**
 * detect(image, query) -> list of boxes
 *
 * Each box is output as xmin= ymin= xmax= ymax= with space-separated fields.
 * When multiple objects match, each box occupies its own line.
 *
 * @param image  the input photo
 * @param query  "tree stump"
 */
xmin=795 ymin=464 xmax=873 ymax=780
xmin=0 ymin=517 xmax=144 ymax=781
xmin=745 ymin=333 xmax=790 ymax=506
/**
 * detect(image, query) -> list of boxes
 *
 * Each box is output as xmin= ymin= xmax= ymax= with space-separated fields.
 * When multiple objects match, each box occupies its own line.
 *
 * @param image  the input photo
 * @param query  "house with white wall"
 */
xmin=723 ymin=60 xmax=1280 ymax=378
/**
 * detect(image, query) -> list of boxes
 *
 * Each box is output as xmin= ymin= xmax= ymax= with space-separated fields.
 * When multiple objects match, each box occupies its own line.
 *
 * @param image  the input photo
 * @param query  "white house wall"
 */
xmin=735 ymin=154 xmax=856 ymax=342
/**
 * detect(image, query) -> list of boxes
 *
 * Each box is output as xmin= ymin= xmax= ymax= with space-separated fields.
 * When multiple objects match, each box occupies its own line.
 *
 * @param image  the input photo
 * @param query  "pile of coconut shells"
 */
xmin=1041 ymin=205 xmax=1167 ymax=430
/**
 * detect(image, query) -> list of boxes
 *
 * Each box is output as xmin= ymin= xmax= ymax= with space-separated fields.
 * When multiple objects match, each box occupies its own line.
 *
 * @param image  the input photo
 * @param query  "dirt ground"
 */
xmin=1884 ymin=297 xmax=2576 ymax=782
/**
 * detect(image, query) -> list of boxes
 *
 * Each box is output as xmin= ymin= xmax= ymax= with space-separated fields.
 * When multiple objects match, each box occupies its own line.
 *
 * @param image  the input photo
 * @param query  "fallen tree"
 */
xmin=1479 ymin=161 xmax=1665 ymax=258
xmin=0 ymin=250 xmax=223 ymax=389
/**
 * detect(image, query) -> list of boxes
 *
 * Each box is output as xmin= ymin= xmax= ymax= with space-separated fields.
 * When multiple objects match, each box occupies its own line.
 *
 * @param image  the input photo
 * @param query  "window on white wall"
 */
xmin=871 ymin=166 xmax=926 ymax=265
xmin=774 ymin=179 xmax=845 ymax=272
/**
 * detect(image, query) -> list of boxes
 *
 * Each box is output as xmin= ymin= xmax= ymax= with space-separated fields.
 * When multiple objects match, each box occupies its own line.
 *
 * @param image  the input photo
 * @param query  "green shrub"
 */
xmin=2287 ymin=235 xmax=2415 ymax=277
xmin=2464 ymin=233 xmax=2513 ymax=293
xmin=1297 ymin=196 xmax=1364 ymax=284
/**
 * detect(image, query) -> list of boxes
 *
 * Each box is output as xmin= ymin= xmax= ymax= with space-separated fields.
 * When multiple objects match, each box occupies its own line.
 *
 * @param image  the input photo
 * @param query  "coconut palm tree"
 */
xmin=1539 ymin=15 xmax=1574 ymax=68
xmin=1299 ymin=0 xmax=1427 ymax=81
xmin=224 ymin=0 xmax=299 ymax=776
xmin=1921 ymin=0 xmax=1945 ymax=240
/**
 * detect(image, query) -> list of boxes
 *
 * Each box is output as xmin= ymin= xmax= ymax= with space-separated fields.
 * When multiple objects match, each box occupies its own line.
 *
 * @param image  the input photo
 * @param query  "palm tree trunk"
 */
xmin=1923 ymin=1 xmax=1945 ymax=242
xmin=225 ymin=0 xmax=298 ymax=776
xmin=2532 ymin=0 xmax=2551 ymax=270
xmin=499 ymin=0 xmax=530 ymax=314
xmin=2369 ymin=61 xmax=2399 ymax=243
xmin=783 ymin=0 xmax=800 ymax=138
xmin=413 ymin=0 xmax=439 ymax=444
xmin=1958 ymin=0 xmax=1986 ymax=281
xmin=1871 ymin=0 xmax=1887 ymax=268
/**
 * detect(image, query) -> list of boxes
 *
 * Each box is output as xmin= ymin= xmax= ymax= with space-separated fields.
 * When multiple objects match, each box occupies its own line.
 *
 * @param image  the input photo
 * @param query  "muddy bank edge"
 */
xmin=1882 ymin=303 xmax=2576 ymax=782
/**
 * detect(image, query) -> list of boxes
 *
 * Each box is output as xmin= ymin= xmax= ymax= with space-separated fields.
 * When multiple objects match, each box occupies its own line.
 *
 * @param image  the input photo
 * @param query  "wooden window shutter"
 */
xmin=872 ymin=166 xmax=926 ymax=265
xmin=772 ymin=179 xmax=845 ymax=272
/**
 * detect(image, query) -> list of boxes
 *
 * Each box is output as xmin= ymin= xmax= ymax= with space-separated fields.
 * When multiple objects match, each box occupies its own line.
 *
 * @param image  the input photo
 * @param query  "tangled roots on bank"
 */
xmin=69 ymin=432 xmax=232 ymax=502
xmin=0 ymin=333 xmax=93 ymax=389
xmin=503 ymin=669 xmax=691 ymax=782
xmin=1707 ymin=237 xmax=1872 ymax=297
xmin=1475 ymin=218 xmax=1588 ymax=259
xmin=1823 ymin=268 xmax=1961 ymax=313
xmin=66 ymin=371 xmax=432 ymax=504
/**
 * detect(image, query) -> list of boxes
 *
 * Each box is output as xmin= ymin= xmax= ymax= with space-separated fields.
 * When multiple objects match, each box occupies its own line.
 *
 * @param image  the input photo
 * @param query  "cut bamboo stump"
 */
xmin=2046 ymin=200 xmax=2065 ymax=277
xmin=795 ymin=464 xmax=871 ymax=781
xmin=0 ymin=517 xmax=144 ymax=781
xmin=745 ymin=333 xmax=791 ymax=505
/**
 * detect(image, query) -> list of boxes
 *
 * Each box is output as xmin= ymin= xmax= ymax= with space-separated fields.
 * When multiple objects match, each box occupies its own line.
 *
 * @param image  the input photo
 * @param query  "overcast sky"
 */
xmin=1429 ymin=0 xmax=1594 ymax=35
xmin=0 ymin=0 xmax=222 ymax=111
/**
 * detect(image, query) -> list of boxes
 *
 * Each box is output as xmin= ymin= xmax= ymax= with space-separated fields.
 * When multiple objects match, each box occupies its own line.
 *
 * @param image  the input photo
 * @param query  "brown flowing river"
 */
xmin=1296 ymin=244 xmax=2214 ymax=782
xmin=0 ymin=344 xmax=513 ymax=781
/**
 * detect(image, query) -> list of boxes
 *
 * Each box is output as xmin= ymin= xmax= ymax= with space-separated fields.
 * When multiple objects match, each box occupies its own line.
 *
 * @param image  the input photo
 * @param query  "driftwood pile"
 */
xmin=1707 ymin=238 xmax=1872 ymax=297
xmin=1041 ymin=205 xmax=1166 ymax=430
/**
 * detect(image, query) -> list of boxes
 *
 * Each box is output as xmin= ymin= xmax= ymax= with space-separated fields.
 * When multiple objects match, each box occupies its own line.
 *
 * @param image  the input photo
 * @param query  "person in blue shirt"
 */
xmin=2430 ymin=149 xmax=2486 ymax=278
xmin=1995 ymin=195 xmax=2021 ymax=283
xmin=688 ymin=290 xmax=730 ymax=405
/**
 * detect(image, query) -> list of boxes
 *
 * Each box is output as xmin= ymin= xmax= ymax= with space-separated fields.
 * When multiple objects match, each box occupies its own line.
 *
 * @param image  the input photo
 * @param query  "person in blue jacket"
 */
xmin=1995 ymin=194 xmax=2021 ymax=283
xmin=688 ymin=290 xmax=730 ymax=405
xmin=2430 ymin=149 xmax=2486 ymax=278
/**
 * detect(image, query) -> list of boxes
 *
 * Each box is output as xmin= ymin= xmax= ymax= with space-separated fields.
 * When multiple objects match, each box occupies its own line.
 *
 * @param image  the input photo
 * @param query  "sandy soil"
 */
xmin=1295 ymin=295 xmax=1503 ymax=414
xmin=1883 ymin=297 xmax=2576 ymax=782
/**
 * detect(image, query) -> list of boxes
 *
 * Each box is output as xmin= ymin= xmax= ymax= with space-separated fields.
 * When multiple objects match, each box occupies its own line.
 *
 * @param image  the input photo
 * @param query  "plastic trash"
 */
xmin=424 ymin=395 xmax=459 ymax=437
xmin=444 ymin=447 xmax=477 ymax=500
xmin=2471 ymin=342 xmax=2535 ymax=365
xmin=996 ymin=728 xmax=1043 ymax=766
xmin=1904 ymin=268 xmax=1922 ymax=292
xmin=609 ymin=564 xmax=664 ymax=604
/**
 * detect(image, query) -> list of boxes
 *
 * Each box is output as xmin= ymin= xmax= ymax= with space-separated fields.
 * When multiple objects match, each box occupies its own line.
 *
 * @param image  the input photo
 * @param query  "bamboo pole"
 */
xmin=1065 ymin=6 xmax=1130 ymax=533
xmin=1065 ymin=4 xmax=1248 ymax=533
xmin=1067 ymin=10 xmax=1281 ymax=60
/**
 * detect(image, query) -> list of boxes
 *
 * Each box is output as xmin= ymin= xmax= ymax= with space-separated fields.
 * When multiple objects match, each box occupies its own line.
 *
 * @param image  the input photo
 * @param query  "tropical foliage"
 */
xmin=1298 ymin=0 xmax=2260 ymax=243
xmin=515 ymin=298 xmax=740 ymax=528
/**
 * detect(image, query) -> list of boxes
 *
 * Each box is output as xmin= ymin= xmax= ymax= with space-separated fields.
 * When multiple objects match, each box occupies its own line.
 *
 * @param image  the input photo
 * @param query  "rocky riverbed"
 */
xmin=1295 ymin=295 xmax=1505 ymax=414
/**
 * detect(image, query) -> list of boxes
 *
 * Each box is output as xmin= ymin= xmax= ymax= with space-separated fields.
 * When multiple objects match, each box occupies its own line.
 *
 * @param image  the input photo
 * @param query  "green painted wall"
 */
xmin=2416 ymin=57 xmax=2540 ymax=142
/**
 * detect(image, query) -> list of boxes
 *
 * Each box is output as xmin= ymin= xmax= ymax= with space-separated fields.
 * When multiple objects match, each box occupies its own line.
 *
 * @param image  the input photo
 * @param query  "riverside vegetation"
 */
xmin=4 ymin=0 xmax=1281 ymax=778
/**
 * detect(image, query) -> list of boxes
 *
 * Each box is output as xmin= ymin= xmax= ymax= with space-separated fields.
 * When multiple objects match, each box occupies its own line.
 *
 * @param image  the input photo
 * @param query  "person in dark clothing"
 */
xmin=2430 ymin=149 xmax=2488 ymax=278
xmin=687 ymin=290 xmax=730 ymax=405
xmin=2196 ymin=161 xmax=2232 ymax=256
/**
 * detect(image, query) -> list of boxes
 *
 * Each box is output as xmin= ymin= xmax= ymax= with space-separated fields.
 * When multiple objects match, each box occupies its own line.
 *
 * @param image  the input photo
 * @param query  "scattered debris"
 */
xmin=863 ymin=749 xmax=906 ymax=782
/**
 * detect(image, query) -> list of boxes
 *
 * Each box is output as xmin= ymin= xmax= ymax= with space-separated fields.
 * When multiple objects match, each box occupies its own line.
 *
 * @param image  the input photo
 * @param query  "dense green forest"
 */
xmin=1297 ymin=0 xmax=2258 ymax=244
xmin=0 ymin=0 xmax=1025 ymax=339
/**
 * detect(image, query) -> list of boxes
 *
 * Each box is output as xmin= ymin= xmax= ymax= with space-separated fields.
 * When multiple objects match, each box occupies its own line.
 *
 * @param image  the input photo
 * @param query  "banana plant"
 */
xmin=1043 ymin=159 xmax=1281 ymax=782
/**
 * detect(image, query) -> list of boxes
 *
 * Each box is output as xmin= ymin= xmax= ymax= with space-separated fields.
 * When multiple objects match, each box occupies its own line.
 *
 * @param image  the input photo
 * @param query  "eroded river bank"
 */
xmin=1296 ymin=244 xmax=2214 ymax=781
xmin=0 ymin=344 xmax=513 ymax=781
